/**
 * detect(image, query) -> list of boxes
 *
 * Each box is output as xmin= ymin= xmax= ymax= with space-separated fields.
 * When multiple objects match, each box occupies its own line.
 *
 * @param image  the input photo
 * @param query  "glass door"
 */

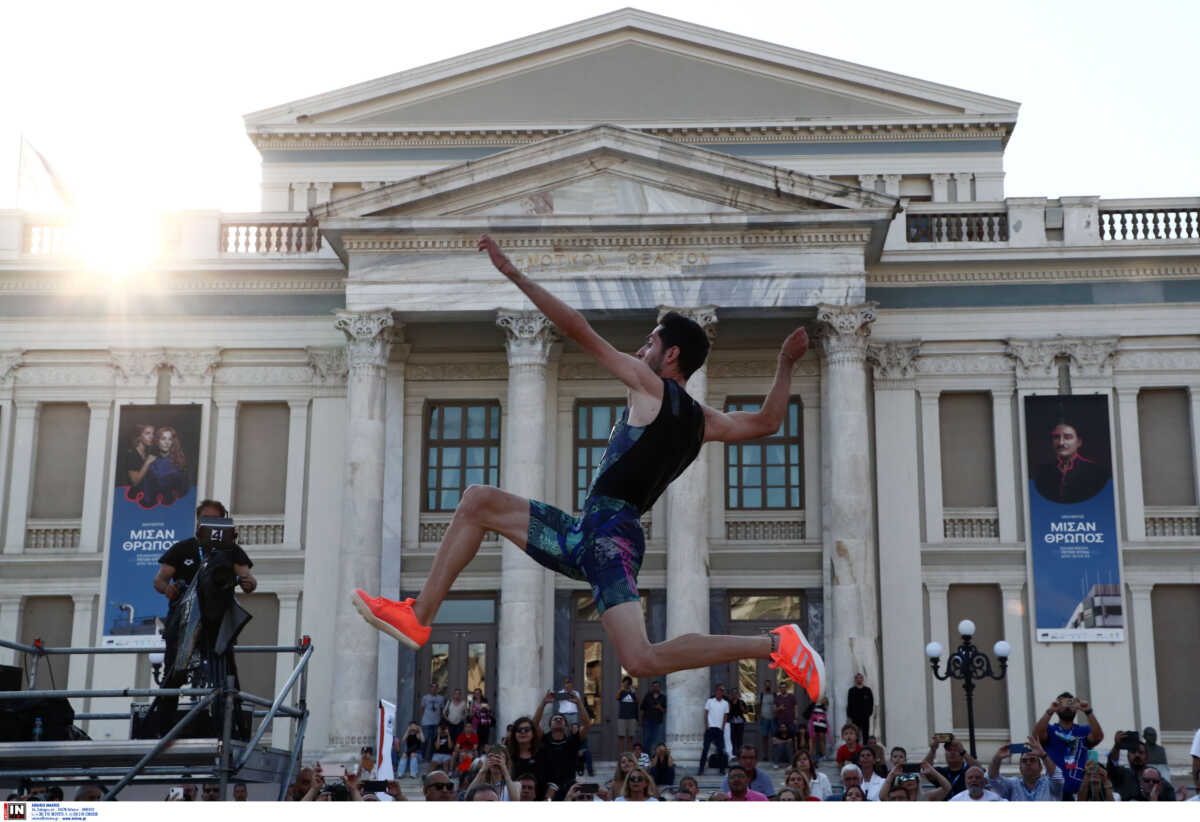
xmin=414 ymin=625 xmax=497 ymax=727
xmin=570 ymin=594 xmax=648 ymax=760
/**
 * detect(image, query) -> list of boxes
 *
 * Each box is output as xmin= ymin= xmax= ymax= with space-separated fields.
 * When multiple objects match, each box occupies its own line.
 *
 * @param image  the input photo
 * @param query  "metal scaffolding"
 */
xmin=0 ymin=636 xmax=312 ymax=800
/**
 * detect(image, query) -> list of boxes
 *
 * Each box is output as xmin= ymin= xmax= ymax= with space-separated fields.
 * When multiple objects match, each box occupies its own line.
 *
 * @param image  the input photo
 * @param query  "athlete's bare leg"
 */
xmin=412 ymin=484 xmax=531 ymax=625
xmin=600 ymin=600 xmax=772 ymax=677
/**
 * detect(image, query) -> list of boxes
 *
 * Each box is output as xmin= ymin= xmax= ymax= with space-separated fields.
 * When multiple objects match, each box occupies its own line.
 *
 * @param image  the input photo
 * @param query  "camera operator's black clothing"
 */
xmin=159 ymin=537 xmax=252 ymax=586
xmin=536 ymin=731 xmax=583 ymax=800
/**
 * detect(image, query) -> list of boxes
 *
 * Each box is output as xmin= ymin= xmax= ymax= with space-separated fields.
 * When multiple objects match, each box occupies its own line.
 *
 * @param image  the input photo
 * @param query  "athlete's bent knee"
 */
xmin=620 ymin=650 xmax=659 ymax=679
xmin=458 ymin=484 xmax=498 ymax=519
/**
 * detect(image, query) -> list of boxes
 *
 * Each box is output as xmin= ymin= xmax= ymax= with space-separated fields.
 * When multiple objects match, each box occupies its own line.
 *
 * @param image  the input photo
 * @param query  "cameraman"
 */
xmin=154 ymin=500 xmax=256 ymax=601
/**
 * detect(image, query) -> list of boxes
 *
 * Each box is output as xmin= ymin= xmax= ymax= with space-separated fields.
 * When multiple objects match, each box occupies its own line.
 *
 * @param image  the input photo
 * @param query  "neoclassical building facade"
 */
xmin=0 ymin=9 xmax=1197 ymax=767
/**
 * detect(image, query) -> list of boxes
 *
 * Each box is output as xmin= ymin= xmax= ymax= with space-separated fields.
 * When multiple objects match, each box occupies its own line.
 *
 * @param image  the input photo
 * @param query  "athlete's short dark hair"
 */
xmin=656 ymin=311 xmax=709 ymax=378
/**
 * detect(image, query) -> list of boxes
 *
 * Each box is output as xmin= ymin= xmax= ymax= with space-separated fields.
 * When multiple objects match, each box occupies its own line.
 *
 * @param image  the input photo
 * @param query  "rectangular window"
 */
xmin=423 ymin=401 xmax=501 ymax=512
xmin=724 ymin=397 xmax=803 ymax=510
xmin=233 ymin=403 xmax=290 ymax=515
xmin=947 ymin=584 xmax=1008 ymax=728
xmin=573 ymin=400 xmax=625 ymax=510
xmin=1138 ymin=388 xmax=1197 ymax=506
xmin=31 ymin=403 xmax=90 ymax=519
xmin=1151 ymin=585 xmax=1200 ymax=730
xmin=939 ymin=392 xmax=997 ymax=508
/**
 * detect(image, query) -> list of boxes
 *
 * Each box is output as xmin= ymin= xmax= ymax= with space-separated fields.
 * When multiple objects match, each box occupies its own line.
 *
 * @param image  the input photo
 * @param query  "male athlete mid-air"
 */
xmin=354 ymin=234 xmax=825 ymax=701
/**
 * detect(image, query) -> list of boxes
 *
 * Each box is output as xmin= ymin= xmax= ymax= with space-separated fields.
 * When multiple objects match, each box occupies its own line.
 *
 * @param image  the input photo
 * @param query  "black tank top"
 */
xmin=587 ymin=378 xmax=705 ymax=514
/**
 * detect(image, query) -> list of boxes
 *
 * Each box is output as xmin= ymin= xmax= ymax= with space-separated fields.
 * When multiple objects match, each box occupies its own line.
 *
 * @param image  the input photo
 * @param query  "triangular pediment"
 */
xmin=311 ymin=125 xmax=899 ymax=220
xmin=246 ymin=9 xmax=1017 ymax=133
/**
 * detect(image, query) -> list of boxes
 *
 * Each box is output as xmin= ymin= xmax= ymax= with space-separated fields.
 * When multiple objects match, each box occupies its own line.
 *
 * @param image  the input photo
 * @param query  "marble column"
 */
xmin=273 ymin=590 xmax=302 ymax=745
xmin=868 ymin=341 xmax=926 ymax=751
xmin=78 ymin=401 xmax=113 ymax=552
xmin=1127 ymin=583 xmax=1160 ymax=730
xmin=0 ymin=595 xmax=21 ymax=665
xmin=4 ymin=401 xmax=38 ymax=553
xmin=67 ymin=593 xmax=96 ymax=716
xmin=495 ymin=310 xmax=557 ymax=731
xmin=930 ymin=173 xmax=951 ymax=203
xmin=999 ymin=583 xmax=1031 ymax=735
xmin=328 ymin=309 xmax=394 ymax=754
xmin=662 ymin=305 xmax=717 ymax=765
xmin=211 ymin=401 xmax=238 ymax=507
xmin=816 ymin=303 xmax=879 ymax=732
xmin=919 ymin=390 xmax=944 ymax=544
xmin=925 ymin=583 xmax=953 ymax=733
xmin=283 ymin=400 xmax=309 ymax=548
xmin=1115 ymin=386 xmax=1146 ymax=541
xmin=992 ymin=390 xmax=1019 ymax=543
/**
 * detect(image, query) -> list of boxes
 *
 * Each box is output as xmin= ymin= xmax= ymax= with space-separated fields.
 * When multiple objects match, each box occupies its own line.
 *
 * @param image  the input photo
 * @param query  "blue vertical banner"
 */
xmin=1024 ymin=395 xmax=1123 ymax=642
xmin=102 ymin=404 xmax=202 ymax=647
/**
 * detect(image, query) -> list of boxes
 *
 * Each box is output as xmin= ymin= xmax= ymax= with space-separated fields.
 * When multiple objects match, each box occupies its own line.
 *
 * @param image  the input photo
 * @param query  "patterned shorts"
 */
xmin=525 ymin=495 xmax=645 ymax=615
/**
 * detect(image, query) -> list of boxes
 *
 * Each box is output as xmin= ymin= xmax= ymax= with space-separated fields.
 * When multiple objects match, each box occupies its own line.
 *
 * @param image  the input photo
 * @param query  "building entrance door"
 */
xmin=413 ymin=624 xmax=498 ymax=736
xmin=570 ymin=593 xmax=649 ymax=761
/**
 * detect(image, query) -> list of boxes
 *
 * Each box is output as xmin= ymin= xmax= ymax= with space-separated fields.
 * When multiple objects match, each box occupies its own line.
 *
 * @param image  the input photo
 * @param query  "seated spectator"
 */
xmin=74 ymin=784 xmax=104 ymax=802
xmin=879 ymin=762 xmax=950 ymax=801
xmin=676 ymin=775 xmax=699 ymax=801
xmin=724 ymin=764 xmax=767 ymax=801
xmin=563 ymin=783 xmax=602 ymax=801
xmin=791 ymin=749 xmax=832 ymax=799
xmin=400 ymin=721 xmax=424 ymax=778
xmin=422 ymin=770 xmax=457 ymax=802
xmin=463 ymin=746 xmax=519 ymax=800
xmin=202 ymin=783 xmax=221 ymax=801
xmin=842 ymin=785 xmax=866 ymax=801
xmin=516 ymin=772 xmax=537 ymax=802
xmin=232 ymin=782 xmax=248 ymax=801
xmin=631 ymin=742 xmax=651 ymax=768
xmin=465 ymin=785 xmax=498 ymax=801
xmin=707 ymin=790 xmax=729 ymax=801
xmin=770 ymin=721 xmax=797 ymax=765
xmin=835 ymin=723 xmax=862 ymax=766
xmin=948 ymin=766 xmax=1006 ymax=801
xmin=988 ymin=737 xmax=1062 ymax=801
xmin=921 ymin=734 xmax=975 ymax=798
xmin=472 ymin=697 xmax=495 ymax=748
xmin=836 ymin=763 xmax=864 ymax=800
xmin=455 ymin=724 xmax=480 ymax=758
xmin=614 ymin=766 xmax=659 ymax=801
xmin=781 ymin=768 xmax=820 ymax=801
xmin=1033 ymin=691 xmax=1103 ymax=799
xmin=611 ymin=752 xmax=636 ymax=797
xmin=46 ymin=787 xmax=64 ymax=802
xmin=503 ymin=716 xmax=541 ymax=781
xmin=1131 ymin=766 xmax=1175 ymax=801
xmin=865 ymin=734 xmax=886 ymax=767
xmin=430 ymin=721 xmax=455 ymax=771
xmin=720 ymin=744 xmax=775 ymax=798
xmin=853 ymin=745 xmax=885 ymax=798
xmin=775 ymin=787 xmax=804 ymax=801
xmin=649 ymin=743 xmax=675 ymax=789
xmin=1106 ymin=731 xmax=1172 ymax=797
xmin=1075 ymin=759 xmax=1114 ymax=801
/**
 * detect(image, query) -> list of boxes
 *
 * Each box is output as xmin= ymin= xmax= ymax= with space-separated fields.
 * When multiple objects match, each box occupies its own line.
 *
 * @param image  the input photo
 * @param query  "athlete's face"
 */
xmin=1052 ymin=424 xmax=1082 ymax=459
xmin=637 ymin=326 xmax=668 ymax=375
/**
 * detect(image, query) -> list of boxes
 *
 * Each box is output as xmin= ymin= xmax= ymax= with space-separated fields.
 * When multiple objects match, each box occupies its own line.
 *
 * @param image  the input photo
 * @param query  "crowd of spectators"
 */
xmin=8 ymin=680 xmax=1199 ymax=802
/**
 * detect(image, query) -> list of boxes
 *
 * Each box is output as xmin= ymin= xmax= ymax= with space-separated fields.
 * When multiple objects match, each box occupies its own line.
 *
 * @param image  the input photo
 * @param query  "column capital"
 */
xmin=930 ymin=173 xmax=952 ymax=182
xmin=1006 ymin=336 xmax=1118 ymax=379
xmin=70 ymin=592 xmax=96 ymax=607
xmin=817 ymin=302 xmax=876 ymax=366
xmin=110 ymin=348 xmax=166 ymax=386
xmin=924 ymin=581 xmax=950 ymax=596
xmin=0 ymin=350 xmax=24 ymax=384
xmin=1126 ymin=581 xmax=1155 ymax=597
xmin=496 ymin=310 xmax=559 ymax=368
xmin=867 ymin=340 xmax=921 ymax=385
xmin=335 ymin=309 xmax=396 ymax=377
xmin=86 ymin=400 xmax=113 ymax=413
xmin=307 ymin=346 xmax=348 ymax=385
xmin=999 ymin=582 xmax=1025 ymax=597
xmin=657 ymin=305 xmax=718 ymax=342
xmin=164 ymin=348 xmax=222 ymax=388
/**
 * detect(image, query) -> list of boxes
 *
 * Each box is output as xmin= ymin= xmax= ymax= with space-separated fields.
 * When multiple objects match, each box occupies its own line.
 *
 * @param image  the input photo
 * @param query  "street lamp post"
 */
xmin=925 ymin=619 xmax=1010 ymax=759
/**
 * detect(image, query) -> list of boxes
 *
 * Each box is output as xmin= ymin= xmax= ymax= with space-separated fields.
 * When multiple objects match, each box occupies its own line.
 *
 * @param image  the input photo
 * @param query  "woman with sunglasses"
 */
xmin=614 ymin=766 xmax=659 ymax=801
xmin=503 ymin=716 xmax=541 ymax=792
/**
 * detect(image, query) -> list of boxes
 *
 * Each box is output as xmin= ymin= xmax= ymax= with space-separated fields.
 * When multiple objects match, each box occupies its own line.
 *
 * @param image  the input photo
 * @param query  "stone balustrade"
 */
xmin=1099 ymin=198 xmax=1200 ymax=241
xmin=236 ymin=515 xmax=286 ymax=546
xmin=724 ymin=510 xmax=806 ymax=541
xmin=906 ymin=204 xmax=1009 ymax=243
xmin=25 ymin=519 xmax=82 ymax=550
xmin=943 ymin=507 xmax=1000 ymax=540
xmin=1143 ymin=505 xmax=1200 ymax=537
xmin=220 ymin=218 xmax=323 ymax=255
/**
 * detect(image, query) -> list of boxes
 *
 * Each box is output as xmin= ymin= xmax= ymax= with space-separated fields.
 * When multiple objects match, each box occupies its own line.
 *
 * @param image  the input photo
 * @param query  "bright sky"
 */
xmin=2 ymin=0 xmax=1196 ymax=216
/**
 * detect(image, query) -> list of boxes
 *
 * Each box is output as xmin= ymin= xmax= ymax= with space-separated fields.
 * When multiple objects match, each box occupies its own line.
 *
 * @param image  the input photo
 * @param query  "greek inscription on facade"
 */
xmin=510 ymin=250 xmax=711 ymax=270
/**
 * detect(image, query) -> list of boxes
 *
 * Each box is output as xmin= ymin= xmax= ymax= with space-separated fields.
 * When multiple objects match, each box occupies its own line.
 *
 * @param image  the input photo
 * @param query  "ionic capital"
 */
xmin=816 ymin=302 xmax=877 ymax=367
xmin=335 ymin=310 xmax=395 ymax=378
xmin=496 ymin=310 xmax=559 ymax=369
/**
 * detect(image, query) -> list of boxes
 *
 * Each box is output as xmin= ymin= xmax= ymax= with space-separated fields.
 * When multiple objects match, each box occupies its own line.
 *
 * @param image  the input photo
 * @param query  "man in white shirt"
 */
xmin=553 ymin=676 xmax=583 ymax=729
xmin=949 ymin=765 xmax=1007 ymax=801
xmin=698 ymin=684 xmax=730 ymax=775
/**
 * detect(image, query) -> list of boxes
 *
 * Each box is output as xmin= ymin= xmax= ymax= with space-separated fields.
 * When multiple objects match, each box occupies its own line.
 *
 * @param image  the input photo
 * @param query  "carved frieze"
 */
xmin=706 ymin=359 xmax=819 ymax=378
xmin=1115 ymin=349 xmax=1200 ymax=372
xmin=307 ymin=346 xmax=349 ymax=385
xmin=165 ymin=348 xmax=221 ymax=388
xmin=213 ymin=366 xmax=314 ymax=386
xmin=916 ymin=353 xmax=1013 ymax=376
xmin=110 ymin=348 xmax=165 ymax=386
xmin=1006 ymin=336 xmax=1119 ymax=379
xmin=867 ymin=340 xmax=921 ymax=382
xmin=0 ymin=350 xmax=24 ymax=384
xmin=407 ymin=362 xmax=508 ymax=381
xmin=496 ymin=310 xmax=559 ymax=369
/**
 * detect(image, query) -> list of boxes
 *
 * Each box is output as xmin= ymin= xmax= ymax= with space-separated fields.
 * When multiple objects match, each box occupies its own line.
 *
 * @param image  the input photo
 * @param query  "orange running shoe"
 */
xmin=769 ymin=623 xmax=826 ymax=704
xmin=353 ymin=590 xmax=431 ymax=650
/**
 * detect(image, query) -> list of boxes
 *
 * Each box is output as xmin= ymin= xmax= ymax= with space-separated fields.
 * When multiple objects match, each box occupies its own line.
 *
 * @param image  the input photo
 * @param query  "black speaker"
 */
xmin=0 ymin=696 xmax=74 ymax=742
xmin=0 ymin=665 xmax=21 ymax=692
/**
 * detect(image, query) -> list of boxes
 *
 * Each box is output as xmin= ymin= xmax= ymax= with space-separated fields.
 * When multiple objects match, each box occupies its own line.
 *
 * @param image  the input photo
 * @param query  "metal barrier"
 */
xmin=0 ymin=636 xmax=311 ymax=800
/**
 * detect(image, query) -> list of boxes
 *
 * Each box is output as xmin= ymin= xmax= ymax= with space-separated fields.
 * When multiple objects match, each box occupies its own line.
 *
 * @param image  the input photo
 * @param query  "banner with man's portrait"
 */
xmin=1024 ymin=394 xmax=1123 ymax=642
xmin=102 ymin=405 xmax=202 ymax=647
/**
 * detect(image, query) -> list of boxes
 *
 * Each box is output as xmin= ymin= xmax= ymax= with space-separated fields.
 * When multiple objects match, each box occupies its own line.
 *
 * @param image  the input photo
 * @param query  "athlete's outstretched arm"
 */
xmin=479 ymin=234 xmax=659 ymax=395
xmin=702 ymin=327 xmax=808 ymax=443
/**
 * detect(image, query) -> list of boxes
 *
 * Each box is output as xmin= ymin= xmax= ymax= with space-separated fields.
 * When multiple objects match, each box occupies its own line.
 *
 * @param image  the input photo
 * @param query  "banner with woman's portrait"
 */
xmin=1024 ymin=394 xmax=1123 ymax=642
xmin=102 ymin=405 xmax=202 ymax=647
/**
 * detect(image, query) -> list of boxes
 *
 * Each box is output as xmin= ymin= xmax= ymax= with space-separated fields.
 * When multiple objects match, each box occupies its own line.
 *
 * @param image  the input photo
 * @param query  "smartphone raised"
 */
xmin=901 ymin=763 xmax=922 ymax=774
xmin=577 ymin=783 xmax=600 ymax=794
xmin=1008 ymin=743 xmax=1029 ymax=755
xmin=933 ymin=733 xmax=954 ymax=744
xmin=361 ymin=780 xmax=388 ymax=792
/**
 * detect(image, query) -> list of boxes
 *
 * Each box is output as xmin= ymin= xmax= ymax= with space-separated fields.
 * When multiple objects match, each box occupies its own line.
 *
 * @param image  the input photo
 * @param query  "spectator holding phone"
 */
xmin=1106 ymin=731 xmax=1168 ymax=799
xmin=921 ymin=734 xmax=976 ymax=798
xmin=533 ymin=689 xmax=591 ymax=799
xmin=640 ymin=680 xmax=667 ymax=754
xmin=988 ymin=736 xmax=1062 ymax=801
xmin=649 ymin=743 xmax=675 ymax=789
xmin=471 ymin=695 xmax=495 ymax=748
xmin=1033 ymin=691 xmax=1103 ymax=799
xmin=419 ymin=684 xmax=444 ymax=760
xmin=400 ymin=722 xmax=423 ymax=778
xmin=1075 ymin=758 xmax=1114 ymax=801
xmin=464 ymin=746 xmax=519 ymax=800
xmin=879 ymin=762 xmax=951 ymax=801
xmin=430 ymin=721 xmax=454 ymax=771
xmin=553 ymin=677 xmax=583 ymax=729
xmin=616 ymin=676 xmax=638 ymax=754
